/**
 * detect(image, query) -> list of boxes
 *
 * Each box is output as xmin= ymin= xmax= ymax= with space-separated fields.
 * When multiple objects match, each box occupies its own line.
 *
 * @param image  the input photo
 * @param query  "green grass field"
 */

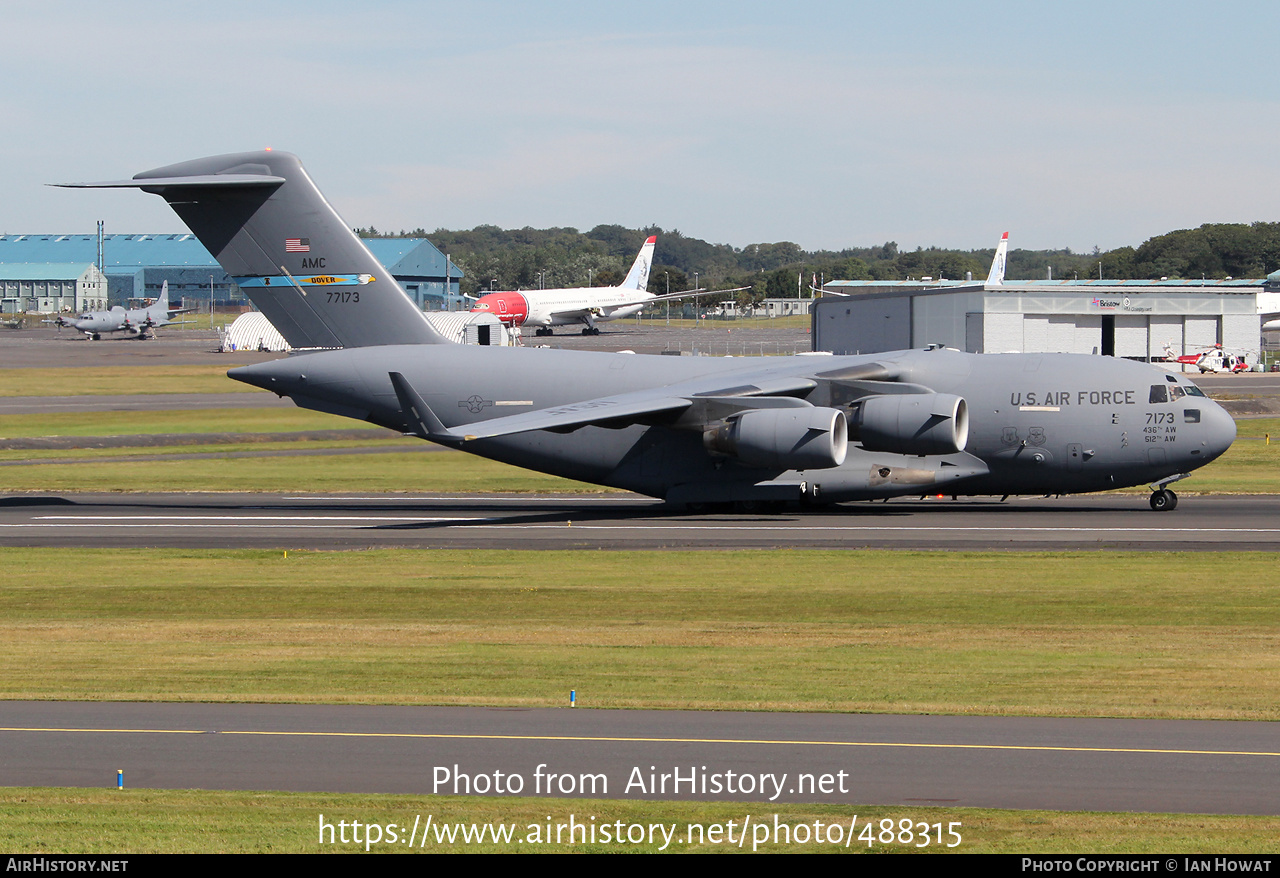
xmin=0 ymin=365 xmax=257 ymax=396
xmin=0 ymin=447 xmax=597 ymax=492
xmin=0 ymin=406 xmax=362 ymax=438
xmin=3 ymin=549 xmax=1277 ymax=718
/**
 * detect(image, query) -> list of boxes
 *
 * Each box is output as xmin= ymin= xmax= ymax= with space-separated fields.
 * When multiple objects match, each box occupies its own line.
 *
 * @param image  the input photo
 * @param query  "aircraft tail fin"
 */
xmin=621 ymin=236 xmax=656 ymax=291
xmin=154 ymin=280 xmax=169 ymax=314
xmin=57 ymin=151 xmax=449 ymax=349
xmin=986 ymin=232 xmax=1008 ymax=286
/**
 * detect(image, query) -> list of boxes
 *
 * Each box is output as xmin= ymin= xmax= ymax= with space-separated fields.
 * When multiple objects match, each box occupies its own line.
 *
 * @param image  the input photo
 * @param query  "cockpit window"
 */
xmin=1152 ymin=383 xmax=1198 ymax=403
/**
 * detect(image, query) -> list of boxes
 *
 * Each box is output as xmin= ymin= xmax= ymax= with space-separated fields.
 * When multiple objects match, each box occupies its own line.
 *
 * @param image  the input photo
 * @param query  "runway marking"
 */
xmin=1 ymin=515 xmax=486 ymax=529
xmin=282 ymin=496 xmax=653 ymax=503
xmin=33 ymin=516 xmax=480 ymax=522
xmin=457 ymin=524 xmax=1280 ymax=535
xmin=2 ymin=727 xmax=1277 ymax=759
xmin=0 ymin=523 xmax=476 ymax=530
xmin=13 ymin=516 xmax=1280 ymax=535
xmin=3 ymin=518 xmax=1279 ymax=538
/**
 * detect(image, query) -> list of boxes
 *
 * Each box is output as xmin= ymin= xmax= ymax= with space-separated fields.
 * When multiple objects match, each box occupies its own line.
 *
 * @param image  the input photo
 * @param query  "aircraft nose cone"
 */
xmin=1200 ymin=400 xmax=1236 ymax=463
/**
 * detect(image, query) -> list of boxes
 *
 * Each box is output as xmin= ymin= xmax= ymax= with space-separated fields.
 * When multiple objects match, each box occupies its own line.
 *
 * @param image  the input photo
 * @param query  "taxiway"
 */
xmin=2 ymin=702 xmax=1276 ymax=814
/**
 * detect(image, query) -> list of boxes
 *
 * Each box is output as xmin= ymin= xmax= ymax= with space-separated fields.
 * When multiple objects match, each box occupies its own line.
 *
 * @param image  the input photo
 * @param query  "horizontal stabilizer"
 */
xmin=56 ymin=174 xmax=285 ymax=190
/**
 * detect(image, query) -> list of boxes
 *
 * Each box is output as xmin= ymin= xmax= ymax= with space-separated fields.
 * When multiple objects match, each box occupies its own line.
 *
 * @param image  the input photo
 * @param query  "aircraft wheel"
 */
xmin=91 ymin=333 xmax=100 ymax=340
xmin=1149 ymin=489 xmax=1178 ymax=511
xmin=581 ymin=327 xmax=592 ymax=335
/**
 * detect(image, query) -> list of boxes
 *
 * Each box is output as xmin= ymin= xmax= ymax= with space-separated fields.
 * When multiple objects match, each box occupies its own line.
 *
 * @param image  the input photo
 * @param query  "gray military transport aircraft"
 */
xmin=48 ymin=280 xmax=189 ymax=340
xmin=59 ymin=151 xmax=1236 ymax=511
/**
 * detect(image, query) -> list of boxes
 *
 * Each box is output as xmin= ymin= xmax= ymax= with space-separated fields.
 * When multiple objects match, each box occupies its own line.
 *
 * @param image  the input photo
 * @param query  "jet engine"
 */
xmin=704 ymin=406 xmax=848 ymax=469
xmin=850 ymin=393 xmax=968 ymax=455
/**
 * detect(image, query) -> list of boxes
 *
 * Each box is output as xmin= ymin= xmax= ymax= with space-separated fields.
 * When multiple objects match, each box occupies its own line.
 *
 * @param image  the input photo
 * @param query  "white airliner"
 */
xmin=471 ymin=237 xmax=705 ymax=336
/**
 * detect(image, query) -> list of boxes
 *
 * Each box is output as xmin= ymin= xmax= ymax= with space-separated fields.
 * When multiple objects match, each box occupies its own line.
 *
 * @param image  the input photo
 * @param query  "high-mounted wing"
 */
xmin=389 ymin=369 xmax=826 ymax=443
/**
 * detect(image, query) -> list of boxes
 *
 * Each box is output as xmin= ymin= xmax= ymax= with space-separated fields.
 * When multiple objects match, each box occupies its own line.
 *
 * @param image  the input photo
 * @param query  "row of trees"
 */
xmin=355 ymin=222 xmax=1280 ymax=302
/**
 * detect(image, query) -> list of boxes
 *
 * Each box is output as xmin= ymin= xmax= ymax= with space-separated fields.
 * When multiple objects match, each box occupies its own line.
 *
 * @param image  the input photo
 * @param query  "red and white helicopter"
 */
xmin=1163 ymin=342 xmax=1255 ymax=373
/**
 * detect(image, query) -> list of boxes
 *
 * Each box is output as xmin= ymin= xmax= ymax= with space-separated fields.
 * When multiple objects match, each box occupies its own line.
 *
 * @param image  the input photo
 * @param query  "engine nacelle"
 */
xmin=852 ymin=393 xmax=968 ymax=455
xmin=704 ymin=406 xmax=848 ymax=469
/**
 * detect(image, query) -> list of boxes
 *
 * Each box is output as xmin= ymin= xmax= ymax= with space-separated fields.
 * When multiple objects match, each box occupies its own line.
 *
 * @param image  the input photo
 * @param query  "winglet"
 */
xmin=388 ymin=371 xmax=463 ymax=444
xmin=986 ymin=232 xmax=1008 ymax=286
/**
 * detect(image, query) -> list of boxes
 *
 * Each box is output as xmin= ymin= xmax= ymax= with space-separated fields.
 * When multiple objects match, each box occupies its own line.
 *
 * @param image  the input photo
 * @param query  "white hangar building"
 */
xmin=812 ymin=278 xmax=1262 ymax=363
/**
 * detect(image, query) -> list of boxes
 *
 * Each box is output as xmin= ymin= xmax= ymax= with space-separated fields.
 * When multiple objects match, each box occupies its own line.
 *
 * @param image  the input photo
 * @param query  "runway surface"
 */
xmin=0 ymin=322 xmax=812 ymax=365
xmin=0 ymin=491 xmax=1277 ymax=550
xmin=1 ymin=702 xmax=1276 ymax=814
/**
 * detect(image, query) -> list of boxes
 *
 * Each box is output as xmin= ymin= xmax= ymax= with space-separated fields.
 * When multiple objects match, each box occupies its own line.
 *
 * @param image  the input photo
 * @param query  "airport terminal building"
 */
xmin=813 ymin=278 xmax=1263 ymax=363
xmin=0 ymin=233 xmax=465 ymax=311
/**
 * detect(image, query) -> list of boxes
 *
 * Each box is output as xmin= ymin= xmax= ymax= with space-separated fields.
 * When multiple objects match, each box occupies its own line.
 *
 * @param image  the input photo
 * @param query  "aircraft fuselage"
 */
xmin=472 ymin=288 xmax=649 ymax=328
xmin=232 ymin=345 xmax=1235 ymax=505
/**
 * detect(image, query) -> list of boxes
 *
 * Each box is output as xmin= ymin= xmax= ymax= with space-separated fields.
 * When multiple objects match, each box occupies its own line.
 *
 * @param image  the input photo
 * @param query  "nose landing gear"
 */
xmin=1148 ymin=473 xmax=1189 ymax=511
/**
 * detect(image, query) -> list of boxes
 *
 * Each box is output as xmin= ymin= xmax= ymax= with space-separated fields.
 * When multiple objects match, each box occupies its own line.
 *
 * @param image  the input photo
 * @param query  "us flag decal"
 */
xmin=285 ymin=238 xmax=310 ymax=252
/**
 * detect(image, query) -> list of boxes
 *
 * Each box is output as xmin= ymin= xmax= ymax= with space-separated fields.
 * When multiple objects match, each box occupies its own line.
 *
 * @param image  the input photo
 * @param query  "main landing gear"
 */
xmin=580 ymin=326 xmax=601 ymax=336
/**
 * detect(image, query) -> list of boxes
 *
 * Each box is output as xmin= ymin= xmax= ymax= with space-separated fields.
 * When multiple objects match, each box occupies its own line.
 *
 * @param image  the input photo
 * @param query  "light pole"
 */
xmin=664 ymin=271 xmax=670 ymax=326
xmin=694 ymin=272 xmax=700 ymax=328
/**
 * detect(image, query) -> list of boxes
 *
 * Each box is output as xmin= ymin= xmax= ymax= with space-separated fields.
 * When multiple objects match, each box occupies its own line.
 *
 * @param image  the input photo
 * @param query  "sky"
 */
xmin=5 ymin=1 xmax=1279 ymax=253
